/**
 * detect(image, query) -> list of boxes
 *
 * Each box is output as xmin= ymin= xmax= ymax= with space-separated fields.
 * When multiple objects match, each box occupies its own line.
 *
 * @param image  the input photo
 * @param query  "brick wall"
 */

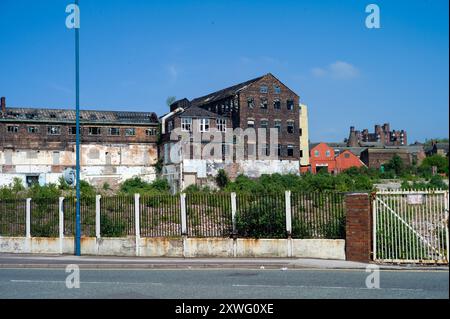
xmin=345 ymin=193 xmax=372 ymax=262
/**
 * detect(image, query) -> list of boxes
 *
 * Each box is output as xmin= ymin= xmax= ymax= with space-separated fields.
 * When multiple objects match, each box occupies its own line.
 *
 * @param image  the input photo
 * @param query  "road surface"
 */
xmin=0 ymin=267 xmax=447 ymax=299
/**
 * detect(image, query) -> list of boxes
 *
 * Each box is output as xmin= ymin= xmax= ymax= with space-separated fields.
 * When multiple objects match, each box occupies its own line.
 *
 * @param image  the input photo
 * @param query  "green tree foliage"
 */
xmin=215 ymin=169 xmax=230 ymax=189
xmin=419 ymin=155 xmax=449 ymax=176
xmin=383 ymin=154 xmax=405 ymax=177
xmin=224 ymin=172 xmax=374 ymax=194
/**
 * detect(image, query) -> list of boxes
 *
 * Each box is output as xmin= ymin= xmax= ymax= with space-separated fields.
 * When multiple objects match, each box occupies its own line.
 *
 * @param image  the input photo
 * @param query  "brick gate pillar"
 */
xmin=345 ymin=193 xmax=372 ymax=262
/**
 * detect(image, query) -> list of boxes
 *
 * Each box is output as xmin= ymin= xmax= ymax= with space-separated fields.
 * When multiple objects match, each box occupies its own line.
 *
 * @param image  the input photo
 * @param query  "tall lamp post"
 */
xmin=74 ymin=0 xmax=81 ymax=256
xmin=66 ymin=0 xmax=81 ymax=256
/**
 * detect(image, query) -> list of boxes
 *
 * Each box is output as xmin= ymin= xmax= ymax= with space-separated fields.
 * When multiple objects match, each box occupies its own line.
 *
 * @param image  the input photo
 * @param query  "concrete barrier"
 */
xmin=0 ymin=236 xmax=346 ymax=260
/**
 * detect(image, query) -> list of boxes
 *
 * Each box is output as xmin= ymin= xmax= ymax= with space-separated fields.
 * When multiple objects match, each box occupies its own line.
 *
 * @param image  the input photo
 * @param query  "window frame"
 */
xmin=287 ymin=121 xmax=295 ymax=134
xmin=199 ymin=118 xmax=210 ymax=132
xmin=273 ymin=99 xmax=281 ymax=110
xmin=287 ymin=145 xmax=294 ymax=157
xmin=216 ymin=118 xmax=227 ymax=132
xmin=88 ymin=127 xmax=102 ymax=136
xmin=125 ymin=128 xmax=136 ymax=136
xmin=287 ymin=99 xmax=294 ymax=111
xmin=6 ymin=125 xmax=19 ymax=133
xmin=260 ymin=85 xmax=268 ymax=94
xmin=27 ymin=126 xmax=38 ymax=134
xmin=274 ymin=120 xmax=282 ymax=133
xmin=108 ymin=127 xmax=120 ymax=136
xmin=181 ymin=117 xmax=192 ymax=132
xmin=47 ymin=125 xmax=61 ymax=136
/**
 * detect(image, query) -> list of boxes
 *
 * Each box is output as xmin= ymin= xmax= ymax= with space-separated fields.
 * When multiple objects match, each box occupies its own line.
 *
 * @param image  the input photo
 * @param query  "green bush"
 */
xmin=120 ymin=177 xmax=170 ymax=195
xmin=100 ymin=214 xmax=126 ymax=237
xmin=235 ymin=198 xmax=286 ymax=238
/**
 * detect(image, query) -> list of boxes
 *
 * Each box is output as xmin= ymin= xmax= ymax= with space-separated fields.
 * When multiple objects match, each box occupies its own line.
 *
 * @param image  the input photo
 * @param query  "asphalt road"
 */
xmin=0 ymin=268 xmax=448 ymax=299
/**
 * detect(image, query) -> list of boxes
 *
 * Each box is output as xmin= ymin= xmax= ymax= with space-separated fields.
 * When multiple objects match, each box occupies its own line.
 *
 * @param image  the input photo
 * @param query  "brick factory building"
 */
xmin=347 ymin=123 xmax=407 ymax=147
xmin=0 ymin=97 xmax=159 ymax=188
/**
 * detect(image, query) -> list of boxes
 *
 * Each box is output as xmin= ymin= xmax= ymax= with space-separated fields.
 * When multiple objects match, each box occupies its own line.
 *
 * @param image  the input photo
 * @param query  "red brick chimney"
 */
xmin=1 ymin=97 xmax=5 ymax=114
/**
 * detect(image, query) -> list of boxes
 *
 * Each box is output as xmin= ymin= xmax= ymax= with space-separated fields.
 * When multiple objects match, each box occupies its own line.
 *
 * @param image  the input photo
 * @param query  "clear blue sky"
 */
xmin=0 ymin=0 xmax=448 ymax=143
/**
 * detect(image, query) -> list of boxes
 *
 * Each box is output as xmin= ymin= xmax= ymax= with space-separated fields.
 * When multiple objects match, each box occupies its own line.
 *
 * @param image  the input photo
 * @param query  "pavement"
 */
xmin=0 ymin=253 xmax=448 ymax=270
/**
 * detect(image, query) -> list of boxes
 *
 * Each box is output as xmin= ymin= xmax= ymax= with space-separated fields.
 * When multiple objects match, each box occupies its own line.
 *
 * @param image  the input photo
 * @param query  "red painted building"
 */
xmin=309 ymin=143 xmax=366 ymax=174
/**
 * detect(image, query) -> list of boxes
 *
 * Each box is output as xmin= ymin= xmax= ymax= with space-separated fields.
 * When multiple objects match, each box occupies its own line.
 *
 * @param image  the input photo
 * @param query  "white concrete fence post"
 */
xmin=134 ymin=193 xmax=140 ymax=256
xmin=231 ymin=192 xmax=237 ymax=235
xmin=26 ymin=198 xmax=31 ymax=238
xmin=180 ymin=193 xmax=187 ymax=235
xmin=285 ymin=190 xmax=292 ymax=258
xmin=59 ymin=197 xmax=64 ymax=254
xmin=95 ymin=195 xmax=101 ymax=239
xmin=285 ymin=190 xmax=292 ymax=235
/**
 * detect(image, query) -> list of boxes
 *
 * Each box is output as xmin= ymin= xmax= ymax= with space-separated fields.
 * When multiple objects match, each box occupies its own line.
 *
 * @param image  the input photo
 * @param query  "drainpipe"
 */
xmin=159 ymin=107 xmax=184 ymax=134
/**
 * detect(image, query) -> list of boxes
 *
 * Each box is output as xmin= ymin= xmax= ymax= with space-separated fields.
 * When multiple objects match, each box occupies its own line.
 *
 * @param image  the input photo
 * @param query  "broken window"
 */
xmin=47 ymin=126 xmax=61 ymax=135
xmin=287 ymin=99 xmax=294 ymax=111
xmin=125 ymin=128 xmax=136 ymax=136
xmin=274 ymin=120 xmax=281 ymax=133
xmin=27 ymin=126 xmax=38 ymax=134
xmin=273 ymin=99 xmax=281 ymax=110
xmin=287 ymin=145 xmax=294 ymax=157
xmin=69 ymin=126 xmax=77 ymax=135
xmin=260 ymin=85 xmax=268 ymax=93
xmin=274 ymin=85 xmax=281 ymax=94
xmin=7 ymin=125 xmax=19 ymax=133
xmin=108 ymin=127 xmax=120 ymax=136
xmin=247 ymin=97 xmax=254 ymax=109
xmin=216 ymin=118 xmax=226 ymax=132
xmin=88 ymin=127 xmax=102 ymax=135
xmin=199 ymin=118 xmax=210 ymax=132
xmin=181 ymin=118 xmax=192 ymax=132
xmin=26 ymin=176 xmax=39 ymax=187
xmin=260 ymin=98 xmax=268 ymax=109
xmin=146 ymin=128 xmax=158 ymax=136
xmin=287 ymin=121 xmax=295 ymax=134
xmin=260 ymin=120 xmax=268 ymax=129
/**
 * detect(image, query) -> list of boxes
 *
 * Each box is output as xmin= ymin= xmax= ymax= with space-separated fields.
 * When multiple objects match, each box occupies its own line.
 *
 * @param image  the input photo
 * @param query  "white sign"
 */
xmin=407 ymin=194 xmax=423 ymax=205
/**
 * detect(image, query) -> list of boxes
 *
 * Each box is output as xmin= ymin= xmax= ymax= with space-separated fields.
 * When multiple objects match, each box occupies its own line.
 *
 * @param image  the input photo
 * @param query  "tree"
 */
xmin=419 ymin=154 xmax=449 ymax=176
xmin=384 ymin=154 xmax=405 ymax=176
xmin=166 ymin=96 xmax=176 ymax=107
xmin=215 ymin=169 xmax=229 ymax=189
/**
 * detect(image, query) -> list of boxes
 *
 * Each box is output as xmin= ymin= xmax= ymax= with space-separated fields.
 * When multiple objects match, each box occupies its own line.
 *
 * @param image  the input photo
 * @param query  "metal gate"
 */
xmin=373 ymin=189 xmax=449 ymax=264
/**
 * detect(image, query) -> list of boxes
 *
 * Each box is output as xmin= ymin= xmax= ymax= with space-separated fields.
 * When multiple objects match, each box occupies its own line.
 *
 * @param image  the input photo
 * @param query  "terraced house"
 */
xmin=0 ymin=97 xmax=159 ymax=188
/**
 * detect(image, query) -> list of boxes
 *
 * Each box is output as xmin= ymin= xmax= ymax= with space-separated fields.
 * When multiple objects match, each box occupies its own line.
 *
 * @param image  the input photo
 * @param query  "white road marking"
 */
xmin=232 ymin=284 xmax=424 ymax=291
xmin=10 ymin=279 xmax=162 ymax=285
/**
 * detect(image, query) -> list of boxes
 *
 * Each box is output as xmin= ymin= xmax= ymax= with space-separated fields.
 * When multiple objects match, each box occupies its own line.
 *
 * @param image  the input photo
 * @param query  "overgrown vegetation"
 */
xmin=119 ymin=177 xmax=170 ymax=195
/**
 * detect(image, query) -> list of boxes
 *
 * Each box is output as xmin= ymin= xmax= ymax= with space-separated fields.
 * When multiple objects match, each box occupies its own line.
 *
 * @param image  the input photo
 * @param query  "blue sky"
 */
xmin=0 ymin=0 xmax=448 ymax=143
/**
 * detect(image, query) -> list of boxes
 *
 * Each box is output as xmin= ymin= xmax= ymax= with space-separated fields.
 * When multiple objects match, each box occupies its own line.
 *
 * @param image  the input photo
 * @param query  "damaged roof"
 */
xmin=190 ymin=74 xmax=266 ymax=107
xmin=179 ymin=106 xmax=226 ymax=118
xmin=0 ymin=107 xmax=159 ymax=125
